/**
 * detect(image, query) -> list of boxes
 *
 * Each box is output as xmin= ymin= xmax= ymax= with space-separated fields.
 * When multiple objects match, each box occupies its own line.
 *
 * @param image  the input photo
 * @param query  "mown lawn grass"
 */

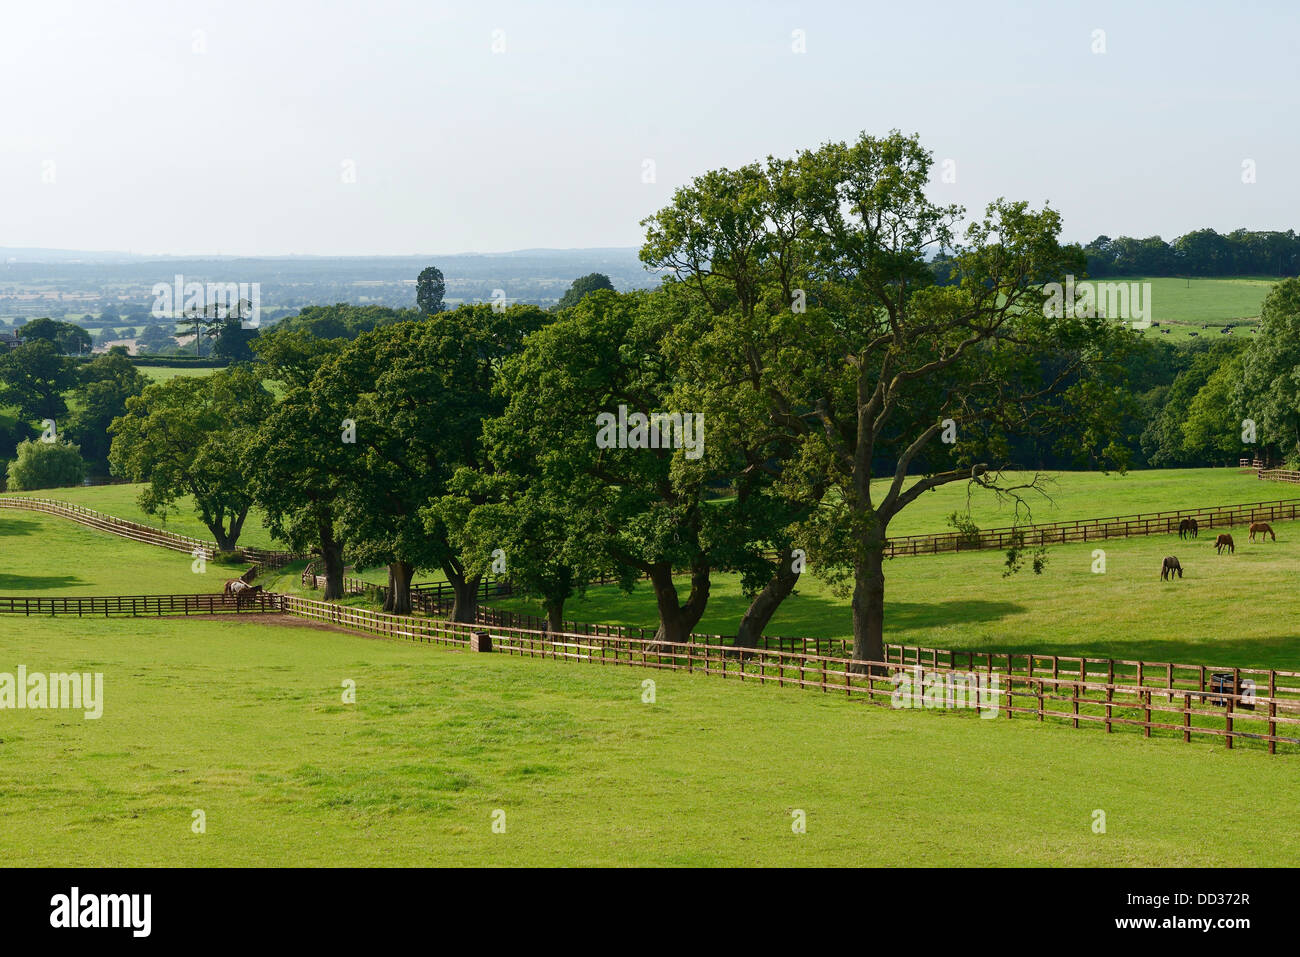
xmin=0 ymin=614 xmax=1295 ymax=867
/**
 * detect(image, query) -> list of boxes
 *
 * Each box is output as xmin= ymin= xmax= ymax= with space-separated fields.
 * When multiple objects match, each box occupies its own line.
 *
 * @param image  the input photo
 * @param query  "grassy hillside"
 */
xmin=135 ymin=365 xmax=220 ymax=383
xmin=1129 ymin=276 xmax=1274 ymax=343
xmin=877 ymin=467 xmax=1297 ymax=536
xmin=0 ymin=510 xmax=231 ymax=595
xmin=0 ymin=483 xmax=280 ymax=550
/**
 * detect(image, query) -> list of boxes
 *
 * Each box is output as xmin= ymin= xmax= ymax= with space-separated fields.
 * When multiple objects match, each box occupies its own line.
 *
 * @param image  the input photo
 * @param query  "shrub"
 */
xmin=5 ymin=438 xmax=86 ymax=491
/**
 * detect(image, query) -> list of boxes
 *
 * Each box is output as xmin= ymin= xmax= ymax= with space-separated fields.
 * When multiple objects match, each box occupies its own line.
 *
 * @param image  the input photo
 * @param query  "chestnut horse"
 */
xmin=1215 ymin=534 xmax=1235 ymax=554
xmin=223 ymin=579 xmax=264 ymax=606
xmin=1249 ymin=522 xmax=1276 ymax=542
xmin=1178 ymin=518 xmax=1198 ymax=539
xmin=1160 ymin=556 xmax=1183 ymax=580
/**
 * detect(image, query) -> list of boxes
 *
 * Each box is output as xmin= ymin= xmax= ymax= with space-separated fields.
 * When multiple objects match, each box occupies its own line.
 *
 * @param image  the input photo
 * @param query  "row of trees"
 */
xmin=1 ymin=344 xmax=146 ymax=471
xmin=1081 ymin=229 xmax=1300 ymax=278
xmin=110 ymin=133 xmax=1144 ymax=666
xmin=1139 ymin=278 xmax=1300 ymax=466
xmin=97 ymin=134 xmax=1300 ymax=666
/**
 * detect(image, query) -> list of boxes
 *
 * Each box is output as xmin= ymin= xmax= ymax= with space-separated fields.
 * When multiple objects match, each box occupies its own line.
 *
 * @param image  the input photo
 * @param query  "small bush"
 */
xmin=5 ymin=438 xmax=86 ymax=491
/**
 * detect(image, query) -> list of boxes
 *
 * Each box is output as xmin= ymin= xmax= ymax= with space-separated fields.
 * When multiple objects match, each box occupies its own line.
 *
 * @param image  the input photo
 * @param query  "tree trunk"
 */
xmin=648 ymin=558 xmax=711 ymax=646
xmin=319 ymin=529 xmax=345 ymax=601
xmin=735 ymin=549 xmax=801 ymax=649
xmin=851 ymin=545 xmax=886 ymax=673
xmin=545 ymin=602 xmax=565 ymax=633
xmin=388 ymin=561 xmax=414 ymax=615
xmin=382 ymin=565 xmax=396 ymax=612
xmin=211 ymin=526 xmax=237 ymax=553
xmin=449 ymin=573 xmax=482 ymax=623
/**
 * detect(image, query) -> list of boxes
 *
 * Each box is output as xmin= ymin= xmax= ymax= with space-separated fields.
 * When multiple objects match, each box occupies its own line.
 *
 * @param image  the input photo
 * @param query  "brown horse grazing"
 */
xmin=1178 ymin=518 xmax=1199 ymax=539
xmin=1249 ymin=522 xmax=1276 ymax=542
xmin=1215 ymin=534 xmax=1235 ymax=554
xmin=223 ymin=579 xmax=249 ymax=597
xmin=1160 ymin=556 xmax=1183 ymax=580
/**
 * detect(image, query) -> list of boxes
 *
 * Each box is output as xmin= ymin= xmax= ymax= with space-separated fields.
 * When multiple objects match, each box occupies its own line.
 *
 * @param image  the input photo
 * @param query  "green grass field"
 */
xmin=491 ymin=521 xmax=1300 ymax=671
xmin=135 ymin=365 xmax=220 ymax=383
xmin=873 ymin=467 xmax=1297 ymax=537
xmin=2 ymin=468 xmax=1297 ymax=866
xmin=0 ymin=511 xmax=230 ymax=595
xmin=0 ymin=614 xmax=1295 ymax=867
xmin=0 ymin=483 xmax=280 ymax=550
xmin=1127 ymin=276 xmax=1273 ymax=343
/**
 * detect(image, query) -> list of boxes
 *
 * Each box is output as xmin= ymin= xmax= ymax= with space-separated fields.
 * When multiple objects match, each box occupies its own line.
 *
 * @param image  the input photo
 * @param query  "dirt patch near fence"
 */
xmin=186 ymin=612 xmax=375 ymax=640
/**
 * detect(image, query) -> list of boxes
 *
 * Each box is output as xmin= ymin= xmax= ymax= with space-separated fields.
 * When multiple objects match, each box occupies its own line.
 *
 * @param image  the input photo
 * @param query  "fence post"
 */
xmin=1105 ymin=661 xmax=1114 ymax=733
xmin=1268 ymin=670 xmax=1277 ymax=755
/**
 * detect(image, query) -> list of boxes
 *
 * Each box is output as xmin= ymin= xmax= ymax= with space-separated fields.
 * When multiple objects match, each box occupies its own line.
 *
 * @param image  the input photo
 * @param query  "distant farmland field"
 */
xmin=1127 ymin=276 xmax=1275 ymax=342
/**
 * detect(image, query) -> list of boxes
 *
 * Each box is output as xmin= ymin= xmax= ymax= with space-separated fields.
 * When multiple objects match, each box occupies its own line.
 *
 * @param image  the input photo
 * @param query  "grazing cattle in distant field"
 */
xmin=1178 ymin=518 xmax=1198 ymax=539
xmin=1249 ymin=522 xmax=1275 ymax=542
xmin=1160 ymin=556 xmax=1183 ymax=580
xmin=1215 ymin=534 xmax=1235 ymax=555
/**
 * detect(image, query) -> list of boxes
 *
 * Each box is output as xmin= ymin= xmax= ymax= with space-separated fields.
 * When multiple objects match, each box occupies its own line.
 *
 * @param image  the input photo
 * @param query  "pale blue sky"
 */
xmin=1 ymin=0 xmax=1296 ymax=256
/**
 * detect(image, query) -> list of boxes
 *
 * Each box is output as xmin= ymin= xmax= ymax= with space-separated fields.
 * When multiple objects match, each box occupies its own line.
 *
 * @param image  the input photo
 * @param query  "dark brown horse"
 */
xmin=223 ymin=579 xmax=264 ymax=606
xmin=1178 ymin=518 xmax=1198 ymax=539
xmin=235 ymin=584 xmax=263 ymax=607
xmin=1160 ymin=556 xmax=1182 ymax=580
xmin=1249 ymin=522 xmax=1276 ymax=542
xmin=1215 ymin=534 xmax=1235 ymax=554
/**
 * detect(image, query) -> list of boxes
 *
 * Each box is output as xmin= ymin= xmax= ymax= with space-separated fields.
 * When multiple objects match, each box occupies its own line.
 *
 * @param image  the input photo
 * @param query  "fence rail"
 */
xmin=0 ymin=496 xmax=302 ymax=568
xmin=10 ymin=589 xmax=1296 ymax=753
xmin=880 ymin=497 xmax=1300 ymax=556
xmin=0 ymin=592 xmax=277 ymax=617
xmin=299 ymin=565 xmax=511 ymax=613
xmin=271 ymin=593 xmax=1300 ymax=754
xmin=1259 ymin=469 xmax=1300 ymax=485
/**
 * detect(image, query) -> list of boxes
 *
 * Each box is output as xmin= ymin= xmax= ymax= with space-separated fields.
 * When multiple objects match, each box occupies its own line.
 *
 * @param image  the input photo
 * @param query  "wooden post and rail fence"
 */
xmin=3 ymin=589 xmax=1296 ymax=754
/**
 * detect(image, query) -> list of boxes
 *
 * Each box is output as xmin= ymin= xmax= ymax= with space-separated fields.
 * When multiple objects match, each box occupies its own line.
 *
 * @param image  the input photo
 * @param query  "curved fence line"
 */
xmin=880 ymin=496 xmax=1300 ymax=556
xmin=0 ymin=496 xmax=302 ymax=569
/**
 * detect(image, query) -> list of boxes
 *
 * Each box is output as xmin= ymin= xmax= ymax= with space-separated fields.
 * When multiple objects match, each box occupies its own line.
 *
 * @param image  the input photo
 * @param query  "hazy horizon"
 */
xmin=3 ymin=0 xmax=1297 ymax=257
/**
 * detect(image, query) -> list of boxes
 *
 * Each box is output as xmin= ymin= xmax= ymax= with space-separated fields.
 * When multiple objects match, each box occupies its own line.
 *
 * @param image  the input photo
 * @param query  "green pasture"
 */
xmin=874 ymin=467 xmax=1295 ymax=537
xmin=0 ymin=473 xmax=1297 ymax=866
xmin=0 ymin=510 xmax=230 ymax=595
xmin=0 ymin=613 xmax=1294 ymax=866
xmin=0 ymin=483 xmax=280 ymax=550
xmin=1129 ymin=276 xmax=1272 ymax=343
xmin=490 ymin=518 xmax=1300 ymax=673
xmin=135 ymin=365 xmax=221 ymax=383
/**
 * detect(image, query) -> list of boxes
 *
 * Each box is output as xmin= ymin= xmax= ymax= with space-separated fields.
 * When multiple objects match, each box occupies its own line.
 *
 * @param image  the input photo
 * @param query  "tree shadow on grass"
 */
xmin=764 ymin=596 xmax=1026 ymax=640
xmin=0 ymin=518 xmax=41 ymax=538
xmin=0 ymin=572 xmax=86 ymax=591
xmin=551 ymin=584 xmax=1024 ymax=642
